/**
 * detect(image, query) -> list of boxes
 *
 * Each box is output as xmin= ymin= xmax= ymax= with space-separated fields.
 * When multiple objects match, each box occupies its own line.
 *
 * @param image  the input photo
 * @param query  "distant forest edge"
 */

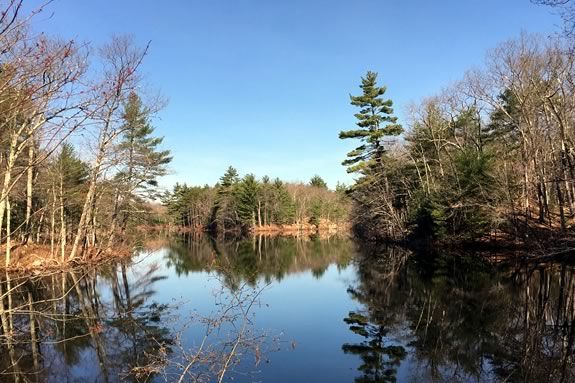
xmin=160 ymin=170 xmax=351 ymax=235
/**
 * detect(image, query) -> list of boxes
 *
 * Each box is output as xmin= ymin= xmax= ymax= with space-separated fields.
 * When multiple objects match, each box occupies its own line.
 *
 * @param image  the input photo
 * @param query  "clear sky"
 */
xmin=32 ymin=0 xmax=561 ymax=189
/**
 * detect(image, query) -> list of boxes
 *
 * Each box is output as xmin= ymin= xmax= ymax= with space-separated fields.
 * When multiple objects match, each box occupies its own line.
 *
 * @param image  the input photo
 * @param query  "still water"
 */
xmin=0 ymin=235 xmax=574 ymax=382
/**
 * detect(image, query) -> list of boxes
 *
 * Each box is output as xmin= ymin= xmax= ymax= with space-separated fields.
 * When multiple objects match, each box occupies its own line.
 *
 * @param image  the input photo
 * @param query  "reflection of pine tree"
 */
xmin=342 ymin=311 xmax=406 ymax=383
xmin=109 ymin=302 xmax=173 ymax=372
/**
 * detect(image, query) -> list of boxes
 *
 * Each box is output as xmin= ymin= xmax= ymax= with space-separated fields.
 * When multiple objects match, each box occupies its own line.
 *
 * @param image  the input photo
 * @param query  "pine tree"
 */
xmin=485 ymin=89 xmax=521 ymax=148
xmin=340 ymin=71 xmax=403 ymax=176
xmin=218 ymin=166 xmax=239 ymax=192
xmin=271 ymin=178 xmax=295 ymax=224
xmin=118 ymin=92 xmax=172 ymax=199
xmin=52 ymin=143 xmax=89 ymax=202
xmin=260 ymin=175 xmax=272 ymax=225
xmin=48 ymin=143 xmax=89 ymax=259
xmin=235 ymin=174 xmax=260 ymax=227
xmin=310 ymin=175 xmax=328 ymax=189
xmin=210 ymin=166 xmax=240 ymax=230
xmin=113 ymin=92 xmax=171 ymax=237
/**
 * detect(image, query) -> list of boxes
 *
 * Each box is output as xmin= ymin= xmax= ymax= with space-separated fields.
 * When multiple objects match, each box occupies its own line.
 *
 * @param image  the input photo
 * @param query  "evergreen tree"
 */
xmin=309 ymin=198 xmax=323 ymax=226
xmin=260 ymin=175 xmax=272 ymax=225
xmin=218 ymin=166 xmax=240 ymax=192
xmin=340 ymin=71 xmax=403 ymax=176
xmin=271 ymin=178 xmax=295 ymax=224
xmin=50 ymin=143 xmax=89 ymax=222
xmin=335 ymin=182 xmax=348 ymax=195
xmin=484 ymin=89 xmax=521 ymax=148
xmin=310 ymin=175 xmax=328 ymax=189
xmin=112 ymin=92 xmax=171 ymax=236
xmin=52 ymin=143 xmax=89 ymax=202
xmin=118 ymin=92 xmax=172 ymax=199
xmin=235 ymin=174 xmax=260 ymax=227
xmin=210 ymin=166 xmax=240 ymax=230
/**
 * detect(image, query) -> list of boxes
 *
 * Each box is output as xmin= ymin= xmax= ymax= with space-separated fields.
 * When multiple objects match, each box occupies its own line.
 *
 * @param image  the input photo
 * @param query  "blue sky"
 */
xmin=33 ymin=0 xmax=560 ymax=189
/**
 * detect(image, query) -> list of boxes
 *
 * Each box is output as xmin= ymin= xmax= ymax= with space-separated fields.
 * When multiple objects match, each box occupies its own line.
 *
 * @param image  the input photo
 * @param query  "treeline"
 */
xmin=162 ymin=168 xmax=350 ymax=233
xmin=0 ymin=2 xmax=170 ymax=266
xmin=342 ymin=33 xmax=575 ymax=242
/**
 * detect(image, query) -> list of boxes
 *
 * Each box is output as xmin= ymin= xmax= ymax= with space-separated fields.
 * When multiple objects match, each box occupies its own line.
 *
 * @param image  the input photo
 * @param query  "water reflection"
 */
xmin=164 ymin=233 xmax=355 ymax=286
xmin=1 ymin=236 xmax=575 ymax=382
xmin=0 ymin=263 xmax=172 ymax=382
xmin=346 ymin=246 xmax=575 ymax=382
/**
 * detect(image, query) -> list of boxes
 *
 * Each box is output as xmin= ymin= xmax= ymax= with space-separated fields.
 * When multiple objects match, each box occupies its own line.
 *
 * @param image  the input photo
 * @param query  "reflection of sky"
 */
xmin=27 ymin=239 xmax=516 ymax=382
xmin=130 ymin=247 xmax=366 ymax=382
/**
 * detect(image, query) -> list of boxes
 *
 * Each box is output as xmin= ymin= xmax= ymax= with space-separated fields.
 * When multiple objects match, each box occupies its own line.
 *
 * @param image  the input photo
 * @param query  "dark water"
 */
xmin=1 ymin=235 xmax=574 ymax=382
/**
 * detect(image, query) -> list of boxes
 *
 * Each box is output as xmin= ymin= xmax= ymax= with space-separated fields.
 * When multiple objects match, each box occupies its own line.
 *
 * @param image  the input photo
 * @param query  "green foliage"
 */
xmin=270 ymin=178 xmax=295 ymax=224
xmin=235 ymin=174 xmax=260 ymax=226
xmin=118 ymin=92 xmax=172 ymax=199
xmin=53 ymin=143 xmax=89 ymax=191
xmin=210 ymin=166 xmax=240 ymax=230
xmin=343 ymin=80 xmax=502 ymax=241
xmin=310 ymin=175 xmax=328 ymax=189
xmin=409 ymin=149 xmax=497 ymax=241
xmin=409 ymin=193 xmax=447 ymax=240
xmin=163 ymin=183 xmax=214 ymax=227
xmin=49 ymin=143 xmax=90 ymax=220
xmin=163 ymin=170 xmax=348 ymax=231
xmin=340 ymin=71 xmax=403 ymax=176
xmin=308 ymin=198 xmax=323 ymax=226
xmin=484 ymin=89 xmax=520 ymax=146
xmin=342 ymin=309 xmax=407 ymax=382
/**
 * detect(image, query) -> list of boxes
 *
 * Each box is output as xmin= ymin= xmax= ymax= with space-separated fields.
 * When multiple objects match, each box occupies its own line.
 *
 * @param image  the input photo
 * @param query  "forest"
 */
xmin=341 ymin=32 xmax=575 ymax=244
xmin=0 ymin=2 xmax=171 ymax=267
xmin=0 ymin=0 xmax=573 ymax=273
xmin=161 ymin=170 xmax=350 ymax=234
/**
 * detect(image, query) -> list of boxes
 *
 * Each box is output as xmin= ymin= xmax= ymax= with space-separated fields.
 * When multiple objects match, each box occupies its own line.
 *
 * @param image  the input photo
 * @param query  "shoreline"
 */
xmin=147 ymin=223 xmax=352 ymax=236
xmin=0 ymin=244 xmax=134 ymax=274
xmin=3 ymin=227 xmax=575 ymax=275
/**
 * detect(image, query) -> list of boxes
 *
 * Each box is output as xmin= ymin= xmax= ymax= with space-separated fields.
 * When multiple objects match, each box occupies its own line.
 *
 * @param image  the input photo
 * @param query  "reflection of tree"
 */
xmin=105 ymin=263 xmax=173 ymax=381
xmin=342 ymin=311 xmax=406 ymax=383
xmin=345 ymin=245 xmax=575 ymax=383
xmin=0 ymin=261 xmax=173 ymax=382
xmin=0 ymin=247 xmax=277 ymax=383
xmin=164 ymin=233 xmax=355 ymax=288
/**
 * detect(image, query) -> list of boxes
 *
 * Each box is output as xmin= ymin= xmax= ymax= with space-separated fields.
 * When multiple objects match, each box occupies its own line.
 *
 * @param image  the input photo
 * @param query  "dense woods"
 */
xmin=0 ymin=2 xmax=170 ymax=267
xmin=343 ymin=34 xmax=575 ymax=243
xmin=162 ymin=169 xmax=350 ymax=233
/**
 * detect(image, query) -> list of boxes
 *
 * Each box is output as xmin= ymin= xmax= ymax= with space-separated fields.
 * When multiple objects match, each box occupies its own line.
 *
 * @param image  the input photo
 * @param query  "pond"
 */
xmin=0 ymin=234 xmax=574 ymax=382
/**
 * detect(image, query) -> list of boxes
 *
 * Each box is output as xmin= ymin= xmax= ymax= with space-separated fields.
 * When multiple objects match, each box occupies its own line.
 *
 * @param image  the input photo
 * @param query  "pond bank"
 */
xmin=0 ymin=243 xmax=134 ymax=273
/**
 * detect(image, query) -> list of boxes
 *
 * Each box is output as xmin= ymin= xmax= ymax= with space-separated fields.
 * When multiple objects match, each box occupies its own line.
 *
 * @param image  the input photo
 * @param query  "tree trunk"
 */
xmin=28 ymin=292 xmax=40 ymax=373
xmin=5 ymin=198 xmax=11 ymax=267
xmin=24 ymin=142 xmax=34 ymax=243
xmin=257 ymin=200 xmax=262 ymax=228
xmin=35 ymin=208 xmax=45 ymax=244
xmin=69 ymin=149 xmax=103 ymax=260
xmin=59 ymin=176 xmax=66 ymax=262
xmin=0 ymin=133 xmax=18 ymax=246
xmin=50 ymin=187 xmax=56 ymax=257
xmin=0 ymin=277 xmax=20 ymax=382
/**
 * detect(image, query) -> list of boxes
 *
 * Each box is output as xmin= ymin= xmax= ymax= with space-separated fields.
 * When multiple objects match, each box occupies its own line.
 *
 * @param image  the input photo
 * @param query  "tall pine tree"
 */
xmin=340 ymin=71 xmax=402 ymax=177
xmin=112 ymin=92 xmax=171 ymax=238
xmin=210 ymin=166 xmax=240 ymax=230
xmin=118 ymin=92 xmax=172 ymax=199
